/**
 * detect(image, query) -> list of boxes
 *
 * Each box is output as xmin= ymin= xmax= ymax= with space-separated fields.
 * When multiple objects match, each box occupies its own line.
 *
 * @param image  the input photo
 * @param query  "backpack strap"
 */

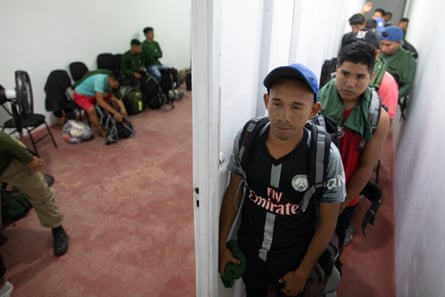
xmin=358 ymin=89 xmax=382 ymax=151
xmin=299 ymin=123 xmax=331 ymax=212
xmin=238 ymin=117 xmax=269 ymax=179
xmin=237 ymin=118 xmax=330 ymax=213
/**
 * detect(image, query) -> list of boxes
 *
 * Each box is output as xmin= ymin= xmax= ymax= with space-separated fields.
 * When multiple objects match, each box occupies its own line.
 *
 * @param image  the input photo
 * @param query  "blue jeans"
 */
xmin=146 ymin=64 xmax=168 ymax=82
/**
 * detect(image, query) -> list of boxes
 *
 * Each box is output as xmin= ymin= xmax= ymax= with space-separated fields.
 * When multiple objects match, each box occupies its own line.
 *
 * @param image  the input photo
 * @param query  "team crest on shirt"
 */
xmin=291 ymin=175 xmax=309 ymax=192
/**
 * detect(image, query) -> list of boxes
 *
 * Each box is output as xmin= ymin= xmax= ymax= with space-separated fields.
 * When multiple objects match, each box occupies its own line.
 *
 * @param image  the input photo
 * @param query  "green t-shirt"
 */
xmin=141 ymin=40 xmax=162 ymax=67
xmin=381 ymin=47 xmax=417 ymax=98
xmin=0 ymin=132 xmax=34 ymax=174
xmin=121 ymin=50 xmax=143 ymax=78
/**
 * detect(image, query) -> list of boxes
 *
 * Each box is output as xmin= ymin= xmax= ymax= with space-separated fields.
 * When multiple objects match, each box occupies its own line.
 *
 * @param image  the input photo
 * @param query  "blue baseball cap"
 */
xmin=381 ymin=26 xmax=403 ymax=42
xmin=263 ymin=63 xmax=319 ymax=102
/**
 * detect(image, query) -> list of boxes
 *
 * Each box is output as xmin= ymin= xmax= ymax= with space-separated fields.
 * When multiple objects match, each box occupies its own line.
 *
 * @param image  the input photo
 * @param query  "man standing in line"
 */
xmin=219 ymin=64 xmax=346 ymax=296
xmin=319 ymin=41 xmax=389 ymax=255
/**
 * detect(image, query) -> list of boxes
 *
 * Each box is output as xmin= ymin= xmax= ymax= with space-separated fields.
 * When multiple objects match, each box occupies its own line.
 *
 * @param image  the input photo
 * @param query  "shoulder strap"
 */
xmin=238 ymin=117 xmax=269 ymax=179
xmin=299 ymin=123 xmax=331 ymax=212
xmin=358 ymin=89 xmax=382 ymax=151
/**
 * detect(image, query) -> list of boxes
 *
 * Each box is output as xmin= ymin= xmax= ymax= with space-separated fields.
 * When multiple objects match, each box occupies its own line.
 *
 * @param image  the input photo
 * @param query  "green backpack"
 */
xmin=1 ymin=183 xmax=33 ymax=227
xmin=122 ymin=88 xmax=144 ymax=115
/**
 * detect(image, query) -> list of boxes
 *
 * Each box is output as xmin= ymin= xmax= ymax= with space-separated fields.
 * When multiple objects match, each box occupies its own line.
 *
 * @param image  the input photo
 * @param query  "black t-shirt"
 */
xmin=238 ymin=128 xmax=316 ymax=266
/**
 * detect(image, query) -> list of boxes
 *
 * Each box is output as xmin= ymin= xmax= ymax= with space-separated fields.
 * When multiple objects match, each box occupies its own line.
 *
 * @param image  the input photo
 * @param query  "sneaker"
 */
xmin=0 ymin=281 xmax=13 ymax=297
xmin=52 ymin=226 xmax=69 ymax=256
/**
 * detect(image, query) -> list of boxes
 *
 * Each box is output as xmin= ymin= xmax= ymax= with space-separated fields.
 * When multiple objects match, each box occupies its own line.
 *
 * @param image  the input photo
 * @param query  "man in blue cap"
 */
xmin=380 ymin=25 xmax=417 ymax=98
xmin=219 ymin=64 xmax=346 ymax=296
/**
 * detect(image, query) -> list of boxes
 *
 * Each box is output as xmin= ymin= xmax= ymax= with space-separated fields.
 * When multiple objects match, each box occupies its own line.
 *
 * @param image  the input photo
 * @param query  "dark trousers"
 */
xmin=335 ymin=204 xmax=357 ymax=249
xmin=241 ymin=244 xmax=304 ymax=297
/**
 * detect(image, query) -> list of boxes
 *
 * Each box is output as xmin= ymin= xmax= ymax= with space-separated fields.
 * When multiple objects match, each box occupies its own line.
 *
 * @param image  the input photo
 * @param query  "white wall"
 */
xmin=394 ymin=1 xmax=445 ymax=296
xmin=0 ymin=0 xmax=191 ymax=122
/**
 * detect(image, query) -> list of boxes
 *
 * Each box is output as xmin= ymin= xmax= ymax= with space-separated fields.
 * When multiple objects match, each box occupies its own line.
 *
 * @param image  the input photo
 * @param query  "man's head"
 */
xmin=365 ymin=18 xmax=377 ymax=30
xmin=383 ymin=11 xmax=393 ymax=23
xmin=349 ymin=13 xmax=366 ymax=33
xmin=130 ymin=39 xmax=142 ymax=54
xmin=380 ymin=25 xmax=403 ymax=55
xmin=372 ymin=8 xmax=385 ymax=19
xmin=341 ymin=29 xmax=381 ymax=56
xmin=335 ymin=41 xmax=375 ymax=103
xmin=108 ymin=71 xmax=124 ymax=89
xmin=398 ymin=17 xmax=409 ymax=32
xmin=143 ymin=26 xmax=154 ymax=41
xmin=262 ymin=64 xmax=320 ymax=142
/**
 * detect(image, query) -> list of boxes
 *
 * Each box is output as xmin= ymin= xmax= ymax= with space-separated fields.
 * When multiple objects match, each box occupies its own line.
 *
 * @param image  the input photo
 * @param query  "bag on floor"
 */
xmin=95 ymin=105 xmax=133 ymax=144
xmin=160 ymin=67 xmax=179 ymax=95
xmin=141 ymin=74 xmax=167 ymax=109
xmin=62 ymin=120 xmax=94 ymax=144
xmin=122 ymin=88 xmax=144 ymax=115
xmin=1 ymin=183 xmax=33 ymax=227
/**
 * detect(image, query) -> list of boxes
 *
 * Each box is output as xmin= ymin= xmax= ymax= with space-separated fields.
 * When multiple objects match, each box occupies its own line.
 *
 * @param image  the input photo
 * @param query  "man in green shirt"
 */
xmin=121 ymin=39 xmax=145 ymax=87
xmin=0 ymin=131 xmax=69 ymax=256
xmin=141 ymin=27 xmax=167 ymax=81
xmin=380 ymin=25 xmax=417 ymax=98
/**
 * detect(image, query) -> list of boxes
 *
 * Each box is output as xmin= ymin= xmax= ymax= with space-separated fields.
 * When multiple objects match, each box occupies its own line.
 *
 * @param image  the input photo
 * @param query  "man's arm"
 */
xmin=111 ymin=96 xmax=127 ymax=118
xmin=279 ymin=143 xmax=345 ymax=296
xmin=398 ymin=58 xmax=417 ymax=98
xmin=361 ymin=2 xmax=373 ymax=15
xmin=155 ymin=41 xmax=163 ymax=59
xmin=279 ymin=202 xmax=340 ymax=295
xmin=0 ymin=132 xmax=34 ymax=164
xmin=96 ymin=92 xmax=124 ymax=122
xmin=340 ymin=108 xmax=390 ymax=211
xmin=219 ymin=173 xmax=243 ymax=275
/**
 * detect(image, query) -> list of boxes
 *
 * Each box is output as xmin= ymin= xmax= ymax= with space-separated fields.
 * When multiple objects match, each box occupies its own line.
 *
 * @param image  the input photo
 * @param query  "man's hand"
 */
xmin=114 ymin=112 xmax=124 ymax=122
xmin=219 ymin=245 xmax=240 ymax=276
xmin=279 ymin=269 xmax=308 ymax=296
xmin=362 ymin=2 xmax=373 ymax=14
xmin=26 ymin=156 xmax=44 ymax=171
xmin=120 ymin=109 xmax=128 ymax=118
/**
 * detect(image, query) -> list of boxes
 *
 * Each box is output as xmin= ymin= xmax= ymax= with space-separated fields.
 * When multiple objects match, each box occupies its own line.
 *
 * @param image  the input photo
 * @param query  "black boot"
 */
xmin=52 ymin=226 xmax=69 ymax=256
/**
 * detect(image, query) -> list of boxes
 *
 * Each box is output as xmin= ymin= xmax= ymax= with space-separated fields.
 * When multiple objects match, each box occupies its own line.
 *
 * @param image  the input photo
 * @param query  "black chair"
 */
xmin=97 ymin=53 xmax=117 ymax=71
xmin=1 ymin=70 xmax=57 ymax=155
xmin=69 ymin=61 xmax=89 ymax=83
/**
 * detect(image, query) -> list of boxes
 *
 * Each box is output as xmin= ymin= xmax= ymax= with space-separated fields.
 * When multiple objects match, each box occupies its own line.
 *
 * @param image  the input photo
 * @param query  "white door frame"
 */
xmin=191 ymin=0 xmax=222 ymax=296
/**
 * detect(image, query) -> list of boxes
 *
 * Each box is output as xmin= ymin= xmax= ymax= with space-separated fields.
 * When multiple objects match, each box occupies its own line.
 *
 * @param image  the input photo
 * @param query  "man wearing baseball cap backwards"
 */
xmin=380 ymin=25 xmax=417 ymax=99
xmin=219 ymin=64 xmax=346 ymax=296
